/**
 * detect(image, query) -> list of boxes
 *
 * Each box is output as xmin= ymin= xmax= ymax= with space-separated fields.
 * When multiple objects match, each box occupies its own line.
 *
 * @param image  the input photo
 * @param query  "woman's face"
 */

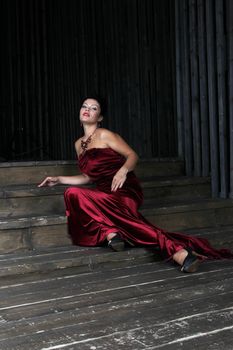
xmin=80 ymin=99 xmax=102 ymax=124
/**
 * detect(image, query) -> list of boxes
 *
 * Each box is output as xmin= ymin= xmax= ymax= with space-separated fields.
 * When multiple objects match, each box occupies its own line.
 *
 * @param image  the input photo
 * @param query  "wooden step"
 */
xmin=0 ymin=176 xmax=211 ymax=218
xmin=0 ymin=252 xmax=233 ymax=349
xmin=1 ymin=200 xmax=233 ymax=253
xmin=0 ymin=159 xmax=184 ymax=186
xmin=0 ymin=246 xmax=158 ymax=278
xmin=142 ymin=176 xmax=211 ymax=202
xmin=183 ymin=226 xmax=233 ymax=250
xmin=0 ymin=185 xmax=66 ymax=218
xmin=0 ymin=215 xmax=69 ymax=253
xmin=0 ymin=224 xmax=232 ymax=278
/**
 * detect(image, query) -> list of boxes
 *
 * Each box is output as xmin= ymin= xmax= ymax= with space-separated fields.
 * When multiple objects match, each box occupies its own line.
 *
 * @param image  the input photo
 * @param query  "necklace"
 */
xmin=81 ymin=129 xmax=97 ymax=152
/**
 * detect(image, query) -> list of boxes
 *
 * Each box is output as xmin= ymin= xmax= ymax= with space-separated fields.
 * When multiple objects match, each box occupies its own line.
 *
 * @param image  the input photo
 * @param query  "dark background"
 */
xmin=0 ymin=0 xmax=233 ymax=198
xmin=0 ymin=0 xmax=176 ymax=161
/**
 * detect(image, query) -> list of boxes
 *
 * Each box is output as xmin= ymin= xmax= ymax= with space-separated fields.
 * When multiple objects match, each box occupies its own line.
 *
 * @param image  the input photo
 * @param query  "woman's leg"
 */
xmin=173 ymin=249 xmax=188 ymax=265
xmin=107 ymin=232 xmax=117 ymax=241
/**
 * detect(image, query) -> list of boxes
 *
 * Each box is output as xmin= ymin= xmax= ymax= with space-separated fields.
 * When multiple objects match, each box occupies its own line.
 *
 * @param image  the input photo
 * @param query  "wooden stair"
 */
xmin=0 ymin=160 xmax=233 ymax=255
xmin=1 ymin=160 xmax=233 ymax=350
xmin=0 ymin=225 xmax=232 ymax=279
xmin=0 ymin=159 xmax=184 ymax=185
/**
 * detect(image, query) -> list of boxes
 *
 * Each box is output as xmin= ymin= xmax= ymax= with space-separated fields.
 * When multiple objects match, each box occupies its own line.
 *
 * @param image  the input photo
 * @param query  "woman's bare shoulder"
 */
xmin=98 ymin=128 xmax=118 ymax=140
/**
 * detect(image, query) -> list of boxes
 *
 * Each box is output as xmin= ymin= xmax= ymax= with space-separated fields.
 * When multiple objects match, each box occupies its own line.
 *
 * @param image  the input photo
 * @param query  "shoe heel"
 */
xmin=108 ymin=235 xmax=125 ymax=252
xmin=181 ymin=247 xmax=201 ymax=273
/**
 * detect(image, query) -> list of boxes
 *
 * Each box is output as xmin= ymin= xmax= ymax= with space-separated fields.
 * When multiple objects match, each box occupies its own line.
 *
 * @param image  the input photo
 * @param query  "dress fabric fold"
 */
xmin=64 ymin=147 xmax=233 ymax=259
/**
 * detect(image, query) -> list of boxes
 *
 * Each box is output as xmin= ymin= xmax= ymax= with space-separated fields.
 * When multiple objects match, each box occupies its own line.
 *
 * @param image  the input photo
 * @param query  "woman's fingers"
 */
xmin=38 ymin=178 xmax=49 ymax=187
xmin=111 ymin=176 xmax=125 ymax=192
xmin=38 ymin=177 xmax=57 ymax=187
xmin=111 ymin=168 xmax=128 ymax=191
xmin=111 ymin=177 xmax=118 ymax=191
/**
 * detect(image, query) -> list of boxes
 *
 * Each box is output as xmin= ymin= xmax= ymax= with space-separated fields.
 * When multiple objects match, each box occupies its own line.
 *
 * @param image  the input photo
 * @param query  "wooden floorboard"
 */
xmin=0 ymin=246 xmax=158 ymax=277
xmin=1 ymin=260 xmax=232 ymax=310
xmin=0 ymin=258 xmax=233 ymax=349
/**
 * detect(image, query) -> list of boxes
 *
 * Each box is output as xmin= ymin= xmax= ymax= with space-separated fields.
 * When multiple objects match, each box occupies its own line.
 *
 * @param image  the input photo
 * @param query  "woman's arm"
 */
xmin=100 ymin=129 xmax=139 ymax=192
xmin=38 ymin=173 xmax=91 ymax=187
xmin=38 ymin=138 xmax=92 ymax=187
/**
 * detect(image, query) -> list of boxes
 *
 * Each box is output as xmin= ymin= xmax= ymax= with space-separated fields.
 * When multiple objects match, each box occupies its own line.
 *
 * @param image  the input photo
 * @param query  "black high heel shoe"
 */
xmin=181 ymin=247 xmax=201 ymax=273
xmin=108 ymin=234 xmax=125 ymax=252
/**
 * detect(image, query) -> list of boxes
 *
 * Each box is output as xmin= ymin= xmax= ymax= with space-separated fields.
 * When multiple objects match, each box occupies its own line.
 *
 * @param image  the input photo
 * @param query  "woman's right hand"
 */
xmin=38 ymin=176 xmax=60 ymax=187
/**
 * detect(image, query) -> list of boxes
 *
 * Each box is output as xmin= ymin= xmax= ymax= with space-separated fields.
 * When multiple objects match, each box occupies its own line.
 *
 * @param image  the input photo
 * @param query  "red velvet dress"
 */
xmin=64 ymin=147 xmax=233 ymax=259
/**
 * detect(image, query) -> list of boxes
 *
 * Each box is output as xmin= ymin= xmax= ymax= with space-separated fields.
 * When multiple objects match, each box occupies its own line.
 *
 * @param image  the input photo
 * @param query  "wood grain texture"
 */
xmin=228 ymin=0 xmax=233 ymax=199
xmin=215 ymin=0 xmax=229 ymax=198
xmin=0 ymin=255 xmax=233 ymax=349
xmin=197 ymin=0 xmax=210 ymax=177
xmin=175 ymin=0 xmax=232 ymax=198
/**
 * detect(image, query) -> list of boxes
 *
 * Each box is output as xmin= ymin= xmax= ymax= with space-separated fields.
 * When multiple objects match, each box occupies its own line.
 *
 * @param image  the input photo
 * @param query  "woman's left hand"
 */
xmin=111 ymin=167 xmax=128 ymax=192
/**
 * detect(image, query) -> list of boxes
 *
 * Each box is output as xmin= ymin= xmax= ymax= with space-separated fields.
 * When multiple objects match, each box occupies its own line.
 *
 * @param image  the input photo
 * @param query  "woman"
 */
xmin=38 ymin=96 xmax=233 ymax=272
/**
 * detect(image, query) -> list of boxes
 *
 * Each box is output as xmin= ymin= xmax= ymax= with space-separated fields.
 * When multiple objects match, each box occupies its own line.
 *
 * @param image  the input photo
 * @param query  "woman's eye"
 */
xmin=91 ymin=107 xmax=97 ymax=111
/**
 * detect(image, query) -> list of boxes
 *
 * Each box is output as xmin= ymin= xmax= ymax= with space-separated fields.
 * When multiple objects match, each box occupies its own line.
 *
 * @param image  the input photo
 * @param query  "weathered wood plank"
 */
xmin=180 ymin=0 xmax=193 ymax=175
xmin=189 ymin=0 xmax=201 ymax=176
xmin=1 ymin=196 xmax=233 ymax=254
xmin=215 ymin=0 xmax=228 ymax=198
xmin=228 ymin=0 xmax=233 ymax=198
xmin=1 ymin=260 xmax=233 ymax=320
xmin=197 ymin=0 xmax=210 ymax=177
xmin=0 ymin=160 xmax=184 ymax=186
xmin=0 ymin=176 xmax=211 ymax=219
xmin=206 ymin=0 xmax=219 ymax=197
xmin=0 ymin=260 xmax=233 ymax=349
xmin=174 ymin=0 xmax=232 ymax=198
xmin=175 ymin=0 xmax=184 ymax=159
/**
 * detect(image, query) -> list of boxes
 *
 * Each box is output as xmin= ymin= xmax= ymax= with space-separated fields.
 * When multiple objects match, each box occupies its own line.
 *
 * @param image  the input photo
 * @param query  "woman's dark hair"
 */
xmin=80 ymin=94 xmax=107 ymax=116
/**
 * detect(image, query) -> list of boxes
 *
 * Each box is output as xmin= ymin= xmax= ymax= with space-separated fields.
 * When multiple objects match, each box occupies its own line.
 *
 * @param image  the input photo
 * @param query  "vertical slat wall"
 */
xmin=0 ymin=0 xmax=177 ymax=161
xmin=181 ymin=0 xmax=193 ymax=176
xmin=176 ymin=0 xmax=232 ymax=198
xmin=206 ymin=0 xmax=220 ymax=197
xmin=215 ymin=0 xmax=228 ymax=198
xmin=228 ymin=0 xmax=233 ymax=199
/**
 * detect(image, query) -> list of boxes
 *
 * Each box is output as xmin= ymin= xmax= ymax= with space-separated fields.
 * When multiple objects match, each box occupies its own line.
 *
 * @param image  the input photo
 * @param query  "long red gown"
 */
xmin=64 ymin=147 xmax=233 ymax=259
